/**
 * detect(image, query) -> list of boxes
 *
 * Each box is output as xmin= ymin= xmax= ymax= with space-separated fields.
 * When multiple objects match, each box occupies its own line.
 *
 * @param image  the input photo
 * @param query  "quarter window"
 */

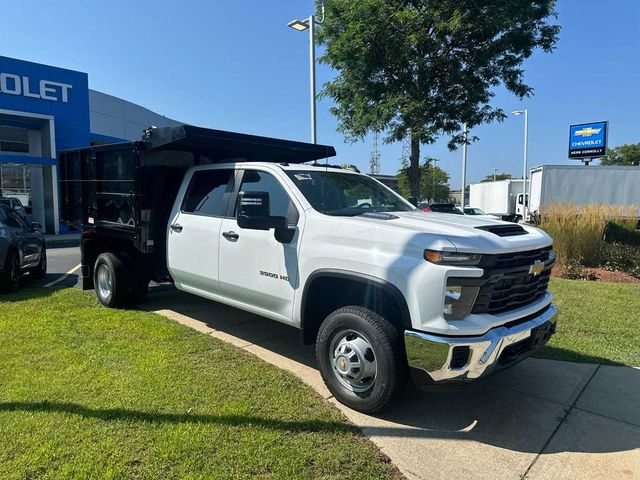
xmin=182 ymin=169 xmax=235 ymax=217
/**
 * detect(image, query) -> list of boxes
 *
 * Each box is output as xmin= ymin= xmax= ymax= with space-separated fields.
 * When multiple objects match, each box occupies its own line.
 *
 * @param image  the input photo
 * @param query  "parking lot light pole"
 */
xmin=512 ymin=109 xmax=529 ymax=221
xmin=288 ymin=2 xmax=325 ymax=144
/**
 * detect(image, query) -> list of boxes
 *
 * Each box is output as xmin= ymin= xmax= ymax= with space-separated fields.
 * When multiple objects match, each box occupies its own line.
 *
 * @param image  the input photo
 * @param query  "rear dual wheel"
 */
xmin=93 ymin=252 xmax=148 ymax=308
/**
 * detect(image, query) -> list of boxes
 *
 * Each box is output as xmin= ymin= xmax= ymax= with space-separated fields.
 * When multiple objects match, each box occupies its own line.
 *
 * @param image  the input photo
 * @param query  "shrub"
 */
xmin=539 ymin=203 xmax=637 ymax=267
xmin=602 ymin=243 xmax=640 ymax=278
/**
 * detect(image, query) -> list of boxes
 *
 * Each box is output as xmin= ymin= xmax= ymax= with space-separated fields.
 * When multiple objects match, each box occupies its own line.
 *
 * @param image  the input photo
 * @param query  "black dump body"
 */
xmin=59 ymin=124 xmax=336 ymax=284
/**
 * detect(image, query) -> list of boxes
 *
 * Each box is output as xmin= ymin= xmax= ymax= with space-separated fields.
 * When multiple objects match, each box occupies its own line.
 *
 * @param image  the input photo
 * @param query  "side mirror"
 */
xmin=237 ymin=191 xmax=287 ymax=231
xmin=31 ymin=222 xmax=42 ymax=231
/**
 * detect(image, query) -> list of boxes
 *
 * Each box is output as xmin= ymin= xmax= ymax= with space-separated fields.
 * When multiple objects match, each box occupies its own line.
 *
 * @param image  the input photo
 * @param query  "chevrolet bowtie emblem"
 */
xmin=574 ymin=127 xmax=601 ymax=137
xmin=529 ymin=261 xmax=544 ymax=276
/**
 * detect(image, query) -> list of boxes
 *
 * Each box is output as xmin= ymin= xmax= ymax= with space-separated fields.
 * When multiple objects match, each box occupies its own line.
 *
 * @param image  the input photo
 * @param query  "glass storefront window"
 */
xmin=0 ymin=163 xmax=31 ymax=211
xmin=0 ymin=126 xmax=30 ymax=153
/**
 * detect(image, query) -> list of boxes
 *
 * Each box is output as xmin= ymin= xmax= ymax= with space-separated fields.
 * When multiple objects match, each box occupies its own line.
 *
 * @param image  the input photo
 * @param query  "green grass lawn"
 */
xmin=537 ymin=278 xmax=640 ymax=366
xmin=0 ymin=289 xmax=399 ymax=480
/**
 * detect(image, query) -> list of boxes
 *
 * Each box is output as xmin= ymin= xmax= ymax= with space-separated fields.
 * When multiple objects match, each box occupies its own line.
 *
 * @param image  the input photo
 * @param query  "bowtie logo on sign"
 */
xmin=0 ymin=72 xmax=73 ymax=103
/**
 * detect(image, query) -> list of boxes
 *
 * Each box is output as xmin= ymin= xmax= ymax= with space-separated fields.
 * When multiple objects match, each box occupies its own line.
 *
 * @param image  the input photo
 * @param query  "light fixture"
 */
xmin=287 ymin=19 xmax=309 ymax=31
xmin=512 ymin=110 xmax=525 ymax=116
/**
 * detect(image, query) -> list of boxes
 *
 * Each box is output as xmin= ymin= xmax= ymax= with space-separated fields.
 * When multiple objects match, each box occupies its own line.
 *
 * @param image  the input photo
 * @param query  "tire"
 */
xmin=93 ymin=252 xmax=130 ymax=308
xmin=316 ymin=306 xmax=407 ymax=414
xmin=30 ymin=246 xmax=47 ymax=280
xmin=0 ymin=250 xmax=21 ymax=293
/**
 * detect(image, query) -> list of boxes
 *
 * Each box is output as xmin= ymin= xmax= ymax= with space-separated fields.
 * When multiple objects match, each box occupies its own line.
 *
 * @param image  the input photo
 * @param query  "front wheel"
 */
xmin=316 ymin=306 xmax=407 ymax=414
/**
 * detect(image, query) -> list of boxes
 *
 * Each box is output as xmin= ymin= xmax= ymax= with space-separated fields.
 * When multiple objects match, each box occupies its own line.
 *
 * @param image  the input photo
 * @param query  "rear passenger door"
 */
xmin=167 ymin=168 xmax=236 ymax=294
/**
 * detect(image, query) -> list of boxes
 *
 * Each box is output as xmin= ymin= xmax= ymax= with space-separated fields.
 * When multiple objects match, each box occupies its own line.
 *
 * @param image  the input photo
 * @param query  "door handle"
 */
xmin=222 ymin=231 xmax=239 ymax=240
xmin=170 ymin=223 xmax=183 ymax=232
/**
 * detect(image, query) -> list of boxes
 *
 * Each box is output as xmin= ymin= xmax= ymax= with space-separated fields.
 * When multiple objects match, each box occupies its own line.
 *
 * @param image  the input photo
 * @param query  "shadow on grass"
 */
xmin=0 ymin=283 xmax=67 ymax=303
xmin=0 ymin=400 xmax=355 ymax=434
xmin=535 ymin=345 xmax=626 ymax=366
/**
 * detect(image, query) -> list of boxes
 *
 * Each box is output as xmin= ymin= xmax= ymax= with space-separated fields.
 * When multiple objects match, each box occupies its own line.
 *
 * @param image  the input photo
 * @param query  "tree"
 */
xmin=317 ymin=0 xmax=559 ymax=199
xmin=481 ymin=172 xmax=512 ymax=182
xmin=601 ymin=143 xmax=640 ymax=166
xmin=397 ymin=159 xmax=451 ymax=201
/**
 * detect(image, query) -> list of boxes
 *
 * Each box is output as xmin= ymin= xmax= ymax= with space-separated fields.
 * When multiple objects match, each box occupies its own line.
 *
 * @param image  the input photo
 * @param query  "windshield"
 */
xmin=286 ymin=170 xmax=414 ymax=216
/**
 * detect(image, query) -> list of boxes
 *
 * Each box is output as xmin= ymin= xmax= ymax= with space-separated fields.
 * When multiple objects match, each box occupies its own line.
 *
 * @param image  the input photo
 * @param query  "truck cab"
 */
xmin=60 ymin=125 xmax=557 ymax=414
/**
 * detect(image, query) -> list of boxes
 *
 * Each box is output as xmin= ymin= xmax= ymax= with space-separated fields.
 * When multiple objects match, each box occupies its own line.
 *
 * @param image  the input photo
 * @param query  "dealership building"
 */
xmin=0 ymin=55 xmax=180 ymax=233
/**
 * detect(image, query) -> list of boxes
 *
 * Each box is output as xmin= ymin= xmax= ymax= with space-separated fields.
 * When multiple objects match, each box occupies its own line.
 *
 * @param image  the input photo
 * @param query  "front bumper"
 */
xmin=405 ymin=304 xmax=557 ymax=383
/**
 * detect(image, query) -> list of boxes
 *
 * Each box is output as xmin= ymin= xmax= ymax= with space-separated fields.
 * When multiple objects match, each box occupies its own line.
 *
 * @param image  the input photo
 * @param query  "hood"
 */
xmin=352 ymin=210 xmax=552 ymax=254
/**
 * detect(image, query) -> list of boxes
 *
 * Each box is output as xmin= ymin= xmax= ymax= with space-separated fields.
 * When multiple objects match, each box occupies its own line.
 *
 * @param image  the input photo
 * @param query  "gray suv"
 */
xmin=0 ymin=205 xmax=47 ymax=292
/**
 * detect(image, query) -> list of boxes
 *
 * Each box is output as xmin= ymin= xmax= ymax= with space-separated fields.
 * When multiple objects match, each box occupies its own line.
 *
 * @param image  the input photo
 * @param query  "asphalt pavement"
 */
xmin=27 ymin=245 xmax=81 ymax=289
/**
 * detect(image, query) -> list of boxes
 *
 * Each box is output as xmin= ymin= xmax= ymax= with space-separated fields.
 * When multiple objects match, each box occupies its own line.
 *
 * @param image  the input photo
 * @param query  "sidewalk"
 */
xmin=145 ymin=288 xmax=640 ymax=480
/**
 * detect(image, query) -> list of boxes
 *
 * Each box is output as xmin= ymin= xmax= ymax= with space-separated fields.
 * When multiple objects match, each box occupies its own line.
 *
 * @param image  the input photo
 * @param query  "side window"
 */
xmin=4 ymin=210 xmax=27 ymax=228
xmin=182 ymin=169 xmax=235 ymax=217
xmin=238 ymin=170 xmax=298 ymax=224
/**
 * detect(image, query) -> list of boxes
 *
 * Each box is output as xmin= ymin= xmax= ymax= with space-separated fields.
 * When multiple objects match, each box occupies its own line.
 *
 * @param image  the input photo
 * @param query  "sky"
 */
xmin=1 ymin=0 xmax=639 ymax=187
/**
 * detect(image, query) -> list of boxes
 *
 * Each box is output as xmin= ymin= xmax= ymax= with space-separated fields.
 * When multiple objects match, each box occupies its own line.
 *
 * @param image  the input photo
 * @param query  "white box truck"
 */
xmin=528 ymin=165 xmax=640 ymax=222
xmin=468 ymin=179 xmax=528 ymax=222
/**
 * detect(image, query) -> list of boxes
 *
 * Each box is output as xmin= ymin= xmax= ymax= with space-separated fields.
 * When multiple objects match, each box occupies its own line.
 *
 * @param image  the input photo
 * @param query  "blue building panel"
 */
xmin=0 ymin=56 xmax=91 ymax=152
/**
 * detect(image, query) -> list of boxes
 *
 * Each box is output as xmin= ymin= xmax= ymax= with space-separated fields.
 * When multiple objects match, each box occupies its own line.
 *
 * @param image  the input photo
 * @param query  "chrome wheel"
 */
xmin=329 ymin=329 xmax=378 ymax=393
xmin=96 ymin=264 xmax=113 ymax=300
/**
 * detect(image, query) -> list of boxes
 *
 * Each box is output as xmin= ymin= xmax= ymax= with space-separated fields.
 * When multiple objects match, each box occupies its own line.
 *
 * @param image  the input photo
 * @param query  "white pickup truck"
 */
xmin=60 ymin=125 xmax=557 ymax=413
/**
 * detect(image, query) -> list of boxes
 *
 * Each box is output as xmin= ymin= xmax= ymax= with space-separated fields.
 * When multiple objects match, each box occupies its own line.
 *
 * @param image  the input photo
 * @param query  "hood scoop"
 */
xmin=360 ymin=212 xmax=399 ymax=220
xmin=476 ymin=224 xmax=527 ymax=237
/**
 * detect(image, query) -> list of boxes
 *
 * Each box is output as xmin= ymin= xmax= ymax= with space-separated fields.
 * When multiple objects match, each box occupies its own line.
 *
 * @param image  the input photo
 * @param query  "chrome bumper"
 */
xmin=404 ymin=304 xmax=557 ymax=383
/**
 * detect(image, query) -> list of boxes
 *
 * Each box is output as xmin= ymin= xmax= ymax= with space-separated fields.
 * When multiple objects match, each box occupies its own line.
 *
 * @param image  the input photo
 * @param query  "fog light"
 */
xmin=443 ymin=280 xmax=479 ymax=320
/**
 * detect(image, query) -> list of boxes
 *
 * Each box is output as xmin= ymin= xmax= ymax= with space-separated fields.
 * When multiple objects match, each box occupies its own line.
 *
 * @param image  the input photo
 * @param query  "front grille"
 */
xmin=471 ymin=247 xmax=554 ymax=315
xmin=491 ymin=246 xmax=552 ymax=269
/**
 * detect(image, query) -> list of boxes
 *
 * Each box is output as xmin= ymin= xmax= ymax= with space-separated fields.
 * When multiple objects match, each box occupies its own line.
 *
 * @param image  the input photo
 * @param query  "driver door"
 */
xmin=218 ymin=169 xmax=301 ymax=323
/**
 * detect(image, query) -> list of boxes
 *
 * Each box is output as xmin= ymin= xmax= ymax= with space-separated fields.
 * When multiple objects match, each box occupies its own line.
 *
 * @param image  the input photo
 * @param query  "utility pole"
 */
xmin=493 ymin=168 xmax=498 ymax=182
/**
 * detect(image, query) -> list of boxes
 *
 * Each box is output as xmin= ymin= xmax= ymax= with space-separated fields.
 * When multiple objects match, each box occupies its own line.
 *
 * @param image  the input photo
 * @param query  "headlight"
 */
xmin=424 ymin=249 xmax=482 ymax=266
xmin=443 ymin=280 xmax=479 ymax=320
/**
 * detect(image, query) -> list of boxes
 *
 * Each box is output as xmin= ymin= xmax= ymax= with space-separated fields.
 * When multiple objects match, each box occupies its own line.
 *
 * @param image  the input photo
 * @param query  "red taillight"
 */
xmin=422 ymin=207 xmax=432 ymax=213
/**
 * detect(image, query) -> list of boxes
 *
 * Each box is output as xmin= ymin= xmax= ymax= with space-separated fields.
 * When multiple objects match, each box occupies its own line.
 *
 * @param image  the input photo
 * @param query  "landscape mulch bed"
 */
xmin=552 ymin=265 xmax=640 ymax=284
